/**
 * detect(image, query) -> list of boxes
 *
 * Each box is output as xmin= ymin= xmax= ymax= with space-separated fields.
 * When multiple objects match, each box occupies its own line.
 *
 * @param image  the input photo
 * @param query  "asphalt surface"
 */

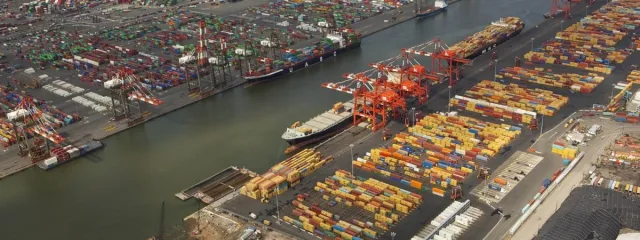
xmin=0 ymin=0 xmax=430 ymax=179
xmin=220 ymin=0 xmax=640 ymax=239
xmin=512 ymin=117 xmax=640 ymax=240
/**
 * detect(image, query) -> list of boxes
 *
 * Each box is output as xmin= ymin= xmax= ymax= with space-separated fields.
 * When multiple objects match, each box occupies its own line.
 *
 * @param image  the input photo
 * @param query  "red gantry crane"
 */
xmin=401 ymin=38 xmax=471 ymax=86
xmin=546 ymin=0 xmax=572 ymax=19
xmin=322 ymin=58 xmax=407 ymax=131
xmin=322 ymin=38 xmax=471 ymax=131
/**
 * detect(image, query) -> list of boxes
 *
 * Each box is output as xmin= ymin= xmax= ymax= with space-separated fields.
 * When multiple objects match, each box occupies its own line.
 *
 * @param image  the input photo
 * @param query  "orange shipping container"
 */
xmin=494 ymin=178 xmax=508 ymax=186
xmin=432 ymin=187 xmax=445 ymax=194
xmin=410 ymin=180 xmax=423 ymax=189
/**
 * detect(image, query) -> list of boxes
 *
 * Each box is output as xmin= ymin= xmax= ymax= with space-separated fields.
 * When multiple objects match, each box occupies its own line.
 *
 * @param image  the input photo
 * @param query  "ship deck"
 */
xmin=300 ymin=101 xmax=354 ymax=133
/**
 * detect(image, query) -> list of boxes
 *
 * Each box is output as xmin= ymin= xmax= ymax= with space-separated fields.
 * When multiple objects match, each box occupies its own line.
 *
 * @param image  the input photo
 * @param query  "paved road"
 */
xmin=511 ymin=118 xmax=640 ymax=240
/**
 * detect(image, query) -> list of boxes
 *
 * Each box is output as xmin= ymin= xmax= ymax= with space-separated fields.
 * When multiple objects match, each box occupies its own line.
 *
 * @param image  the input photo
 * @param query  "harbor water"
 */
xmin=0 ymin=0 xmax=553 ymax=239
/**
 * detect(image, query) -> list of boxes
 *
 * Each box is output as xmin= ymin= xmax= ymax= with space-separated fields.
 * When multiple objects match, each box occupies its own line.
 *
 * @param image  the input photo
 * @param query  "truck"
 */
xmin=587 ymin=124 xmax=601 ymax=137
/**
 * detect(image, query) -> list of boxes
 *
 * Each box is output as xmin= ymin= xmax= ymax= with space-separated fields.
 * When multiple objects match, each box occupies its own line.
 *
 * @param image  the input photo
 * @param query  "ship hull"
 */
xmin=464 ymin=26 xmax=524 ymax=60
xmin=416 ymin=7 xmax=446 ymax=18
xmin=245 ymin=42 xmax=362 ymax=83
xmin=283 ymin=115 xmax=353 ymax=146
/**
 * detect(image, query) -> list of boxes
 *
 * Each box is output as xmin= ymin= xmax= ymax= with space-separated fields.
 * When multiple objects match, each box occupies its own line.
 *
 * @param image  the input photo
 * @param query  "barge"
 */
xmin=36 ymin=140 xmax=104 ymax=170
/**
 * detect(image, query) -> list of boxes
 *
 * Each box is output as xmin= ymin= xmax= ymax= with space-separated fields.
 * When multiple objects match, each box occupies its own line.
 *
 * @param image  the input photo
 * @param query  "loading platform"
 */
xmin=175 ymin=166 xmax=256 ymax=202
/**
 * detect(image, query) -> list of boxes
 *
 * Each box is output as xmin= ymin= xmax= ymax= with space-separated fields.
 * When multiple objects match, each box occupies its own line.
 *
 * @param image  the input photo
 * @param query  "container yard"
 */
xmin=496 ymin=67 xmax=605 ymax=93
xmin=459 ymin=80 xmax=569 ymax=116
xmin=520 ymin=0 xmax=638 ymax=75
xmin=4 ymin=0 xmax=640 ymax=238
xmin=240 ymin=149 xmax=333 ymax=200
xmin=354 ymin=113 xmax=522 ymax=197
xmin=0 ymin=0 xmax=435 ymax=180
xmin=283 ymin=170 xmax=422 ymax=239
xmin=219 ymin=0 xmax=640 ymax=239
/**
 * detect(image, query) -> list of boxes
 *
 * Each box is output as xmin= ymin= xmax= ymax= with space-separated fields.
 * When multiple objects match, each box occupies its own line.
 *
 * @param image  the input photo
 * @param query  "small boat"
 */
xmin=416 ymin=0 xmax=448 ymax=18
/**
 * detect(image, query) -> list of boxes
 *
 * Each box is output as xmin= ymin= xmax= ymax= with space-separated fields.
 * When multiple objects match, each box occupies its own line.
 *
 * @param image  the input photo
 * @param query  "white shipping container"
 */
xmin=7 ymin=109 xmax=30 ymax=121
xmin=44 ymin=156 xmax=58 ymax=166
xmin=234 ymin=48 xmax=252 ymax=56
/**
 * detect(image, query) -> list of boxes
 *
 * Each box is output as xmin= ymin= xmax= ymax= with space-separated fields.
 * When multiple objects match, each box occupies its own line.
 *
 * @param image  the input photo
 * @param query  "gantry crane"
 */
xmin=10 ymin=96 xmax=62 ymax=162
xmin=401 ymin=38 xmax=471 ymax=86
xmin=545 ymin=0 xmax=571 ymax=19
xmin=369 ymin=54 xmax=436 ymax=105
xmin=183 ymin=19 xmax=216 ymax=96
xmin=208 ymin=39 xmax=233 ymax=89
xmin=107 ymin=68 xmax=163 ymax=126
xmin=322 ymin=66 xmax=407 ymax=131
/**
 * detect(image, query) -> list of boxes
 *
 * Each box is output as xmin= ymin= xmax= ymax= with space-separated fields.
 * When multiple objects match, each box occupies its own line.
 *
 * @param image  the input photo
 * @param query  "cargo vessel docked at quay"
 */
xmin=281 ymin=17 xmax=525 ymax=150
xmin=416 ymin=0 xmax=448 ymax=18
xmin=243 ymin=29 xmax=362 ymax=83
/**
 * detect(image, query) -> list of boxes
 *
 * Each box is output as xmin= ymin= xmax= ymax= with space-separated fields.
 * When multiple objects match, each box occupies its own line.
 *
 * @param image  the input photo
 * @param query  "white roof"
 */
xmin=566 ymin=132 xmax=585 ymax=143
xmin=617 ymin=233 xmax=640 ymax=240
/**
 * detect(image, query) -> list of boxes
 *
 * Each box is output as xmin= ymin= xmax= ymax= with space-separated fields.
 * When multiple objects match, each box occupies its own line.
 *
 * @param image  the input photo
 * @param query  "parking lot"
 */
xmin=471 ymin=151 xmax=544 ymax=205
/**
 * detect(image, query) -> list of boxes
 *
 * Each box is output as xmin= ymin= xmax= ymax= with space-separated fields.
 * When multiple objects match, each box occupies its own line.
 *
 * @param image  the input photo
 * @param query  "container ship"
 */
xmin=280 ymin=17 xmax=524 ymax=150
xmin=450 ymin=17 xmax=525 ymax=60
xmin=36 ymin=140 xmax=104 ymax=170
xmin=416 ymin=0 xmax=448 ymax=18
xmin=281 ymin=101 xmax=354 ymax=152
xmin=243 ymin=29 xmax=362 ymax=83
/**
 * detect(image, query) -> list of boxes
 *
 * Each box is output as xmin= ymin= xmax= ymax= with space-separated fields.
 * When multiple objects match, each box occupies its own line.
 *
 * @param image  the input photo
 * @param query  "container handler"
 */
xmin=477 ymin=167 xmax=490 ymax=180
xmin=529 ymin=119 xmax=538 ymax=130
xmin=382 ymin=128 xmax=392 ymax=141
xmin=451 ymin=186 xmax=462 ymax=200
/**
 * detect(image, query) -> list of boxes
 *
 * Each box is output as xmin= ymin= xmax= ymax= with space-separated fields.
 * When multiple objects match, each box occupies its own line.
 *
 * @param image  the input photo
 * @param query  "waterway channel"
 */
xmin=0 ymin=0 xmax=553 ymax=239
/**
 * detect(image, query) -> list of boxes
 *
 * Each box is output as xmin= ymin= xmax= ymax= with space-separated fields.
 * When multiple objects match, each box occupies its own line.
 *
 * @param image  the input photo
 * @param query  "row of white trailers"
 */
xmin=412 ymin=200 xmax=480 ymax=240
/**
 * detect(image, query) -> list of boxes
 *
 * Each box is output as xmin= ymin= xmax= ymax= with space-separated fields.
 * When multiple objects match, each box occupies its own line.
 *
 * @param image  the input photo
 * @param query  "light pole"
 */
xmin=447 ymin=85 xmax=452 ymax=112
xmin=493 ymin=59 xmax=498 ymax=81
xmin=276 ymin=190 xmax=281 ymax=221
xmin=349 ymin=144 xmax=354 ymax=175
xmin=411 ymin=107 xmax=416 ymax=126
xmin=391 ymin=232 xmax=396 ymax=240
xmin=610 ymin=84 xmax=616 ymax=100
xmin=531 ymin=37 xmax=534 ymax=51
xmin=540 ymin=115 xmax=544 ymax=136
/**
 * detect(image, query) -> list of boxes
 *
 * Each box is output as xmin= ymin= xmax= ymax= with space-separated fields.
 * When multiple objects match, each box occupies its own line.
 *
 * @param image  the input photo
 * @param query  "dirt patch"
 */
xmin=179 ymin=209 xmax=297 ymax=240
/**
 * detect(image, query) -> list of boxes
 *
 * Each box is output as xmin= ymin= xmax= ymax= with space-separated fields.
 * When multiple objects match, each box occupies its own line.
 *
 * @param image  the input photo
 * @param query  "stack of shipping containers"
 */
xmin=354 ymin=114 xmax=521 ymax=197
xmin=448 ymin=17 xmax=525 ymax=59
xmin=497 ymin=67 xmax=604 ymax=93
xmin=285 ymin=170 xmax=422 ymax=239
xmin=522 ymin=0 xmax=640 ymax=75
xmin=551 ymin=140 xmax=578 ymax=159
xmin=240 ymin=149 xmax=332 ymax=200
xmin=461 ymin=80 xmax=568 ymax=116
